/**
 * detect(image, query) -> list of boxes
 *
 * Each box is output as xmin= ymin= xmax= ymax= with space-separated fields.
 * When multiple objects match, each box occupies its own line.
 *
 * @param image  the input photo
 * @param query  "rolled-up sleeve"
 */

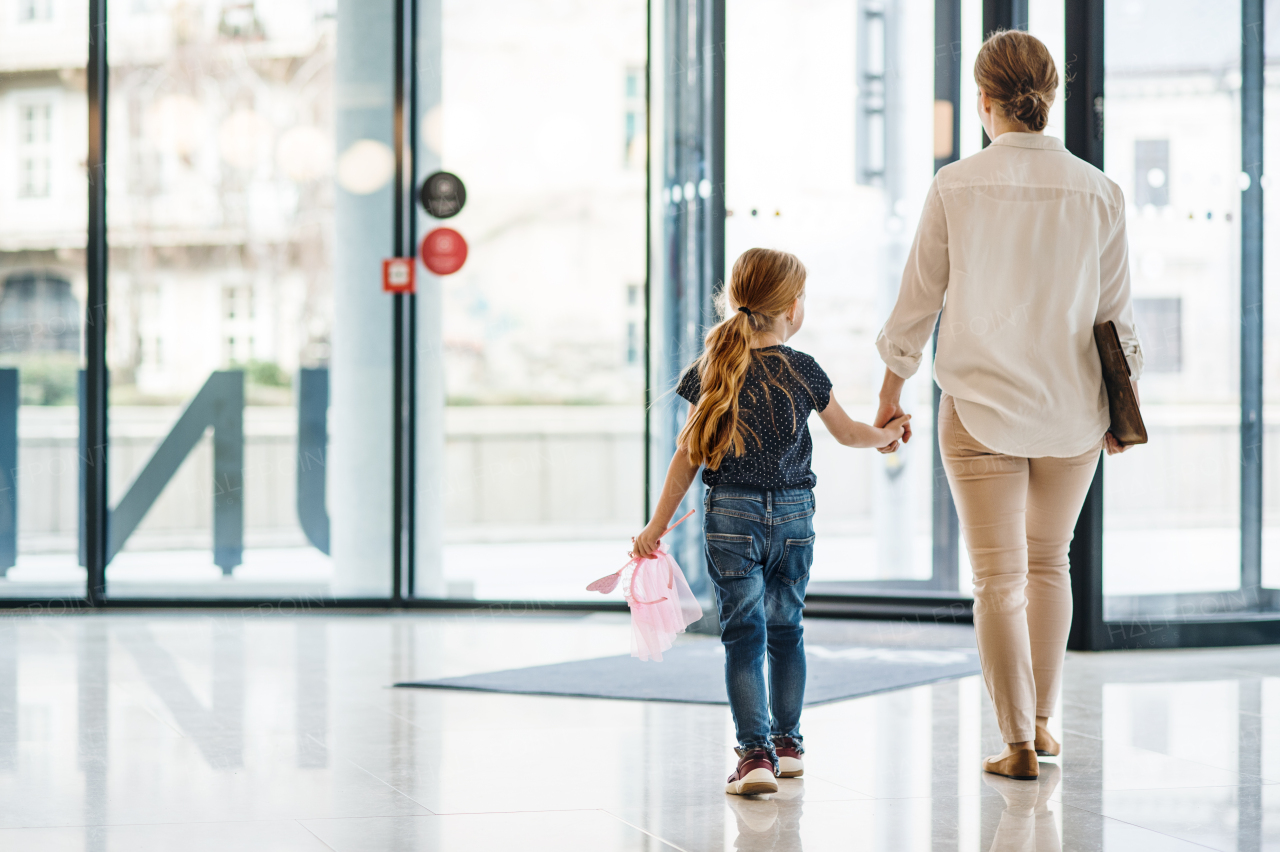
xmin=1095 ymin=195 xmax=1145 ymax=380
xmin=876 ymin=179 xmax=950 ymax=379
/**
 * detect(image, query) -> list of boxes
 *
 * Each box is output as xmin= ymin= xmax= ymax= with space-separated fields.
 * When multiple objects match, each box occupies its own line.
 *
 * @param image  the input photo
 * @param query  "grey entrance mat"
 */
xmin=395 ymin=642 xmax=981 ymax=706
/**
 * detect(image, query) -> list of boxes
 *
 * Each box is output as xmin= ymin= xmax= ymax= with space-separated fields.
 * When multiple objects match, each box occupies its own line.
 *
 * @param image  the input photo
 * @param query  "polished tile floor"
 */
xmin=0 ymin=610 xmax=1279 ymax=850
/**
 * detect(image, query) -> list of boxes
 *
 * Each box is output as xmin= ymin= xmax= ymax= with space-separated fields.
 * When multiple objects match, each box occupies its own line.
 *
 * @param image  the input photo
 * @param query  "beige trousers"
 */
xmin=938 ymin=394 xmax=1102 ymax=744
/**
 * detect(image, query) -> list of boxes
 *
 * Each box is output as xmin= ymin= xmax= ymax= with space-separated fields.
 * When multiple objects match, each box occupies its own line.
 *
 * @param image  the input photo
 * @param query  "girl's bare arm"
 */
xmin=817 ymin=390 xmax=910 ymax=449
xmin=632 ymin=408 xmax=700 ymax=558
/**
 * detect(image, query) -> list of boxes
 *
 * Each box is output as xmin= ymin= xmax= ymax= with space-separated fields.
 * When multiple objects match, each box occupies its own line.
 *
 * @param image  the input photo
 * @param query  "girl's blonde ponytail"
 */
xmin=678 ymin=248 xmax=807 ymax=470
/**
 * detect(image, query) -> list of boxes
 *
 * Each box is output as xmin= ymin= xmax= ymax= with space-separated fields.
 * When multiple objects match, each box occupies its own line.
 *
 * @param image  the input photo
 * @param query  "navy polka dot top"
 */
xmin=677 ymin=345 xmax=833 ymax=490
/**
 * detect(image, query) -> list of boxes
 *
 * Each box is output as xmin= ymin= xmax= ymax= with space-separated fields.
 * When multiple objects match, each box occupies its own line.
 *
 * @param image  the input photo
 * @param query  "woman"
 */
xmin=874 ymin=30 xmax=1142 ymax=780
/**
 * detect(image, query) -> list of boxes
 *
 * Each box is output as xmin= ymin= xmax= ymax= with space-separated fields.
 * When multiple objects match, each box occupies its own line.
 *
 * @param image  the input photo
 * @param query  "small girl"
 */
xmin=631 ymin=247 xmax=910 ymax=795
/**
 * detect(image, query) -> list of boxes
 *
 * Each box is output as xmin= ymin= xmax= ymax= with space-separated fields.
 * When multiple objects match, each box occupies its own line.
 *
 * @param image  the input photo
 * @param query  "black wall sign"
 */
xmin=419 ymin=171 xmax=466 ymax=219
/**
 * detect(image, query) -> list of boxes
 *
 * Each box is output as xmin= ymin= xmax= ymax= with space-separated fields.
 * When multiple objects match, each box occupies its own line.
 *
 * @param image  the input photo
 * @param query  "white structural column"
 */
xmin=330 ymin=0 xmax=395 ymax=597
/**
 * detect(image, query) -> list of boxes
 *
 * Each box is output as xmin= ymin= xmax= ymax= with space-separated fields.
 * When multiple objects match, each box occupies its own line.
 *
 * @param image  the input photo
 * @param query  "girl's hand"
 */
xmin=877 ymin=414 xmax=912 ymax=450
xmin=874 ymin=400 xmax=912 ymax=454
xmin=631 ymin=521 xmax=665 ymax=560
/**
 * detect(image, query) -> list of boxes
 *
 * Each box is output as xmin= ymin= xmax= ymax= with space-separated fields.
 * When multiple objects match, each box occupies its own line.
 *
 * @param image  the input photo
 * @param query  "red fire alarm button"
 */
xmin=382 ymin=257 xmax=415 ymax=294
xmin=420 ymin=227 xmax=468 ymax=275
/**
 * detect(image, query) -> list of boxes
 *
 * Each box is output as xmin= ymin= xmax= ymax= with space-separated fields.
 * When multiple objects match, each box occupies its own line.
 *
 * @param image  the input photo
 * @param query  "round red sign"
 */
xmin=420 ymin=227 xmax=468 ymax=275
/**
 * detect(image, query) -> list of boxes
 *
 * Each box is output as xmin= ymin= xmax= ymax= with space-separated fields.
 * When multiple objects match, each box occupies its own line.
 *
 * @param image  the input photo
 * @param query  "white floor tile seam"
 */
xmin=334 ymin=750 xmax=438 ymax=814
xmin=601 ymin=810 xmax=692 ymax=852
xmin=1055 ymin=801 xmax=1227 ymax=851
xmin=295 ymin=820 xmax=341 ymax=852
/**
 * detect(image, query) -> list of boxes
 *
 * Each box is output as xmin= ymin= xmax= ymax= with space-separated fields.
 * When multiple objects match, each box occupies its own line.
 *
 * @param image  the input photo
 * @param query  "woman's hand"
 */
xmin=877 ymin=414 xmax=912 ymax=450
xmin=1104 ymin=380 xmax=1141 ymax=456
xmin=631 ymin=521 xmax=665 ymax=560
xmin=874 ymin=368 xmax=911 ymax=454
xmin=1104 ymin=432 xmax=1129 ymax=455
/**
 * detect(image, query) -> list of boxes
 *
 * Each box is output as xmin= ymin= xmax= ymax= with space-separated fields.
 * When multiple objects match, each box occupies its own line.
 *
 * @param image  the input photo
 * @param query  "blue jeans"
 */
xmin=703 ymin=485 xmax=814 ymax=755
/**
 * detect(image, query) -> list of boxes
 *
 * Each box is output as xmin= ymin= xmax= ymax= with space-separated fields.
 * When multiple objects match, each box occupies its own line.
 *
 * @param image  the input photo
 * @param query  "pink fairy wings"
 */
xmin=585 ymin=572 xmax=622 ymax=594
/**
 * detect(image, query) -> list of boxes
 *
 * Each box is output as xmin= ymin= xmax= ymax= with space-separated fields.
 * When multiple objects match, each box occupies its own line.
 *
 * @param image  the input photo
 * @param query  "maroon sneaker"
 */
xmin=772 ymin=736 xmax=804 ymax=778
xmin=725 ymin=747 xmax=779 ymax=795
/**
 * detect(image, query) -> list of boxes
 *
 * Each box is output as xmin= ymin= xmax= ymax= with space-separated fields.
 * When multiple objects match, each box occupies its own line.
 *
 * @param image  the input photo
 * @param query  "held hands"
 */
xmin=874 ymin=398 xmax=913 ymax=454
xmin=878 ymin=414 xmax=912 ymax=450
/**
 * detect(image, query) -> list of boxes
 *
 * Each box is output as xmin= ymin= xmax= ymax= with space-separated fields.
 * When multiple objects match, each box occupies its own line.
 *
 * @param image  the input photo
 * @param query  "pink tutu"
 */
xmin=587 ymin=545 xmax=703 ymax=662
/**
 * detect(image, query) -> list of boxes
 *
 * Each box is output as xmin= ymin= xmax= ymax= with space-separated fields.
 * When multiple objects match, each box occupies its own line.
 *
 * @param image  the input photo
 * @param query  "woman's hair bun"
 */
xmin=974 ymin=30 xmax=1057 ymax=132
xmin=1010 ymin=90 xmax=1049 ymax=131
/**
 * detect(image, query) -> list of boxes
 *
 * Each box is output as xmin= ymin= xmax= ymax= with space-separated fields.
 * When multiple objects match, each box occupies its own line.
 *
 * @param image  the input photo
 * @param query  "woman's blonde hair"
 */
xmin=678 ymin=248 xmax=808 ymax=471
xmin=974 ymin=29 xmax=1058 ymax=132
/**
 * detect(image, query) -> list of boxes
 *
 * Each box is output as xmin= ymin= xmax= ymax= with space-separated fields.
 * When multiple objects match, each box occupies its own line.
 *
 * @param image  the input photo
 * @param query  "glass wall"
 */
xmin=724 ymin=0 xmax=938 ymax=590
xmin=0 ymin=1 xmax=88 ymax=597
xmin=414 ymin=0 xmax=648 ymax=600
xmin=0 ymin=0 xmax=1273 ymax=616
xmin=1101 ymin=0 xmax=1243 ymax=605
xmin=1027 ymin=1 xmax=1064 ymax=141
xmin=102 ymin=0 xmax=394 ymax=598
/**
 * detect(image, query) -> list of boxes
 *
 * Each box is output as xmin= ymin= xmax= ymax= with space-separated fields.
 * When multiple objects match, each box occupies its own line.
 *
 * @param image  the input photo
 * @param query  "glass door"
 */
xmin=102 ymin=0 xmax=396 ymax=599
xmin=412 ymin=0 xmax=649 ymax=601
xmin=1100 ymin=0 xmax=1245 ymax=618
xmin=724 ymin=0 xmax=941 ymax=593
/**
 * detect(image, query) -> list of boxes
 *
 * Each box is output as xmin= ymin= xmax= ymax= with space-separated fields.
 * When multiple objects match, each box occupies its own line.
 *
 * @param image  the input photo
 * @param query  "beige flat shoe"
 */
xmin=1034 ymin=722 xmax=1061 ymax=757
xmin=983 ymin=746 xmax=1039 ymax=781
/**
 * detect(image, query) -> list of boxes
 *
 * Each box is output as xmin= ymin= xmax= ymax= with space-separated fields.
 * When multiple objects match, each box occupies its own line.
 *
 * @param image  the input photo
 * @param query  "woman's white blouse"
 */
xmin=876 ymin=132 xmax=1144 ymax=458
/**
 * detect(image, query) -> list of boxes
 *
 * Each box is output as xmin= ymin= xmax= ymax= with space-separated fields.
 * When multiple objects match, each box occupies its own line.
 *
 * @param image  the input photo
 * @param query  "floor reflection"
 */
xmin=984 ymin=764 xmax=1061 ymax=852
xmin=0 ymin=613 xmax=1277 ymax=850
xmin=726 ymin=779 xmax=805 ymax=851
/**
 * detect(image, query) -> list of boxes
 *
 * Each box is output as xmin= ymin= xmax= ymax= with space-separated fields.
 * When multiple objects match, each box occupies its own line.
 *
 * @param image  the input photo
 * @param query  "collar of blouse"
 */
xmin=988 ymin=131 xmax=1066 ymax=151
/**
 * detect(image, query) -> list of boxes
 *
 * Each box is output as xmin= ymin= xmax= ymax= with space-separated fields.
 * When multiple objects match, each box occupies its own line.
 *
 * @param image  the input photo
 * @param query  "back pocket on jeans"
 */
xmin=705 ymin=533 xmax=756 ymax=577
xmin=780 ymin=534 xmax=815 ymax=586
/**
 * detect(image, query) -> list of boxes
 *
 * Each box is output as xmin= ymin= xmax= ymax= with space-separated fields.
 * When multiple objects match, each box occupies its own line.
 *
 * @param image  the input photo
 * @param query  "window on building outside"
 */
xmin=18 ymin=103 xmax=52 ymax=199
xmin=1133 ymin=297 xmax=1182 ymax=374
xmin=1134 ymin=139 xmax=1170 ymax=208
xmin=0 ymin=271 xmax=78 ymax=352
